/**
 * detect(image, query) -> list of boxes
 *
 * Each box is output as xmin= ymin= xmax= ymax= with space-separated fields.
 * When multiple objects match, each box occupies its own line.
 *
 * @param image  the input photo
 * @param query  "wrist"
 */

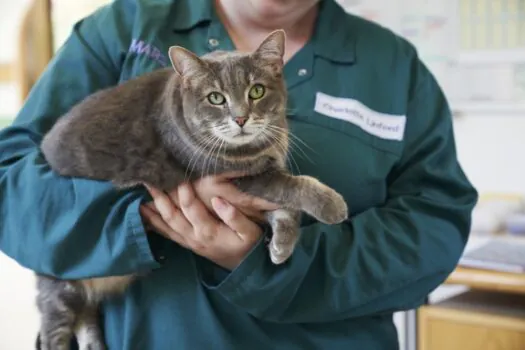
xmin=213 ymin=224 xmax=268 ymax=270
xmin=196 ymin=234 xmax=268 ymax=289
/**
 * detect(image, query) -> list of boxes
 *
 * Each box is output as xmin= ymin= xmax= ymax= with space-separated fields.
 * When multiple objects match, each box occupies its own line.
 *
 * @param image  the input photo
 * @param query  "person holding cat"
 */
xmin=0 ymin=0 xmax=478 ymax=349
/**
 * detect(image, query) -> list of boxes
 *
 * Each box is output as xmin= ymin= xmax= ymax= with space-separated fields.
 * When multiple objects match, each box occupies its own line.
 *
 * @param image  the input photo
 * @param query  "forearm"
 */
xmin=0 ymin=126 xmax=161 ymax=280
xmin=198 ymin=189 xmax=473 ymax=323
xmin=0 ymin=1 xmax=162 ymax=279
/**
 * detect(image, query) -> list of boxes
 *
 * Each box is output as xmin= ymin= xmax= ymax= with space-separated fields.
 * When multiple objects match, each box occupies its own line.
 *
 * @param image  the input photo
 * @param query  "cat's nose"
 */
xmin=234 ymin=116 xmax=248 ymax=127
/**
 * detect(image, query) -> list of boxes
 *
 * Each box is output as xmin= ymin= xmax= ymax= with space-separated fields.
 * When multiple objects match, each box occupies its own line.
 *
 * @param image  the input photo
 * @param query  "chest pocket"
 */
xmin=285 ymin=93 xmax=405 ymax=216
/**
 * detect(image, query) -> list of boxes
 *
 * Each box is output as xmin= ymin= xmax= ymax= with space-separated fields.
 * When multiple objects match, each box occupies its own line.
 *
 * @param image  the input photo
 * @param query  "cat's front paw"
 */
xmin=76 ymin=325 xmax=107 ymax=350
xmin=269 ymin=240 xmax=294 ymax=265
xmin=304 ymin=181 xmax=349 ymax=225
xmin=319 ymin=189 xmax=348 ymax=224
xmin=267 ymin=210 xmax=299 ymax=264
xmin=77 ymin=337 xmax=106 ymax=350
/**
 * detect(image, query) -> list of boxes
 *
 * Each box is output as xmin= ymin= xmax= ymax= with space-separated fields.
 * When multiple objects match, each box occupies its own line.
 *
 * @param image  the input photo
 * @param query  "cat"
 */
xmin=36 ymin=30 xmax=348 ymax=350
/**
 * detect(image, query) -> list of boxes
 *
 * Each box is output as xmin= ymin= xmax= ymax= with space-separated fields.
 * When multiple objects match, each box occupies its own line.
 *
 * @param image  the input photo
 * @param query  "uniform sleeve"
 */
xmin=0 ymin=3 xmax=163 ymax=279
xmin=198 ymin=58 xmax=478 ymax=323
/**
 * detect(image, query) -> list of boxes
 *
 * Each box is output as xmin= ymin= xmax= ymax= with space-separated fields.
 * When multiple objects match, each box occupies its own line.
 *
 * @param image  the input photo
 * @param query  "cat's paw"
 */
xmin=267 ymin=211 xmax=299 ymax=264
xmin=317 ymin=189 xmax=348 ymax=224
xmin=303 ymin=180 xmax=349 ymax=224
xmin=78 ymin=339 xmax=106 ymax=350
xmin=77 ymin=327 xmax=106 ymax=350
xmin=269 ymin=240 xmax=294 ymax=265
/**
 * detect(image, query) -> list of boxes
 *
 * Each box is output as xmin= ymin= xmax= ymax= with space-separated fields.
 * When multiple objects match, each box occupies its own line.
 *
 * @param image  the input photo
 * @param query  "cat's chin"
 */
xmin=220 ymin=133 xmax=259 ymax=146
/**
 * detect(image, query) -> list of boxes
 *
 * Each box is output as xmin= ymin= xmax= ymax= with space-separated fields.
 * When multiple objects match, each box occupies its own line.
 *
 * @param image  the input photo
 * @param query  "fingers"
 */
xmin=145 ymin=182 xmax=263 ymax=249
xmin=178 ymin=183 xmax=219 ymax=240
xmin=225 ymin=189 xmax=276 ymax=212
xmin=236 ymin=207 xmax=267 ymax=224
xmin=145 ymin=201 xmax=158 ymax=212
xmin=195 ymin=175 xmax=278 ymax=212
xmin=211 ymin=197 xmax=262 ymax=241
xmin=208 ymin=180 xmax=278 ymax=212
xmin=145 ymin=185 xmax=192 ymax=235
xmin=139 ymin=205 xmax=188 ymax=248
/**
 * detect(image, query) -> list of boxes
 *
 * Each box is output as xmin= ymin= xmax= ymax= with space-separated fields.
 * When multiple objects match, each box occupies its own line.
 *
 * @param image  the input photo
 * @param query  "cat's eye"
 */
xmin=207 ymin=92 xmax=226 ymax=105
xmin=248 ymin=84 xmax=265 ymax=100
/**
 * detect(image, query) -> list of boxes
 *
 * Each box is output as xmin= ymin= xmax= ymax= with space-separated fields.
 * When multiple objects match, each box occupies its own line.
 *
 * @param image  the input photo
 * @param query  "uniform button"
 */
xmin=208 ymin=38 xmax=219 ymax=47
xmin=298 ymin=68 xmax=308 ymax=76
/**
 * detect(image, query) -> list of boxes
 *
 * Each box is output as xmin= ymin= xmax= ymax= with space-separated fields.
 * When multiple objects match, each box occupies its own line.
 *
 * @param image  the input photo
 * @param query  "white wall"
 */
xmin=0 ymin=2 xmax=39 ymax=348
xmin=0 ymin=1 xmax=524 ymax=350
xmin=454 ymin=115 xmax=525 ymax=194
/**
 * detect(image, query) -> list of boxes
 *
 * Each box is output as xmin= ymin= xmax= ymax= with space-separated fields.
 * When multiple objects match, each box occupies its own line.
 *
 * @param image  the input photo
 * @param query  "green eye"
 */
xmin=248 ymin=84 xmax=265 ymax=100
xmin=207 ymin=92 xmax=226 ymax=105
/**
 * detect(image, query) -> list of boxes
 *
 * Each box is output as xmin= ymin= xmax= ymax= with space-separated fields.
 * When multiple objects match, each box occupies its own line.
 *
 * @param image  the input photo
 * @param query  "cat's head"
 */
xmin=167 ymin=30 xmax=287 ymax=151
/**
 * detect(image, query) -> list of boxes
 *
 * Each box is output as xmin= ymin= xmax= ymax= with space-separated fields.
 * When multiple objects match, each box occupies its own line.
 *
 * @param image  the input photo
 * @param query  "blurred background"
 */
xmin=0 ymin=1 xmax=525 ymax=349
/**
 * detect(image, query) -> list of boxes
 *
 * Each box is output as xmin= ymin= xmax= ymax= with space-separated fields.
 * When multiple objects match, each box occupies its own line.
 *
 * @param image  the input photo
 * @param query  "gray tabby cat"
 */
xmin=36 ymin=30 xmax=348 ymax=350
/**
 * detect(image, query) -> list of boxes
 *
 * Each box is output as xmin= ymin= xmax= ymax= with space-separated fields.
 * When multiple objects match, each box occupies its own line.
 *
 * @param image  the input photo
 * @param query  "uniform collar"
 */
xmin=313 ymin=0 xmax=356 ymax=64
xmin=171 ymin=0 xmax=356 ymax=64
xmin=171 ymin=0 xmax=213 ymax=31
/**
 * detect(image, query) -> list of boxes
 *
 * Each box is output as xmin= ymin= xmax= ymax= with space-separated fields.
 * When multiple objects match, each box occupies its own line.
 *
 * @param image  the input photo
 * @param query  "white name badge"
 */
xmin=314 ymin=92 xmax=406 ymax=141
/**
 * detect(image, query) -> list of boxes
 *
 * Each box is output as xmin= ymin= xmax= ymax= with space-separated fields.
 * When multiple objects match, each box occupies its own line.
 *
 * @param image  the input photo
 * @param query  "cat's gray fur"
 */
xmin=36 ymin=30 xmax=348 ymax=350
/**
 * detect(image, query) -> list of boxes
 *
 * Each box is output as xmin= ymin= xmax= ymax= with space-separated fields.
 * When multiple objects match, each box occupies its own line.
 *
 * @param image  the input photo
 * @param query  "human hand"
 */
xmin=140 ymin=181 xmax=270 ymax=270
xmin=190 ymin=172 xmax=279 ymax=222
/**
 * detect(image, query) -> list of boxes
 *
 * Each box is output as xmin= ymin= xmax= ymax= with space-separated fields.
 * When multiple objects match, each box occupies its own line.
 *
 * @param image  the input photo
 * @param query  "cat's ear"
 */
xmin=253 ymin=29 xmax=286 ymax=75
xmin=168 ymin=46 xmax=205 ymax=76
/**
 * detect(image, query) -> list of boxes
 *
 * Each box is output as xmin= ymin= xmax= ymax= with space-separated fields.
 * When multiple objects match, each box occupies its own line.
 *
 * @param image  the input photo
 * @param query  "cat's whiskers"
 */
xmin=260 ymin=127 xmax=302 ymax=175
xmin=187 ymin=135 xmax=215 ymax=176
xmin=202 ymin=135 xmax=223 ymax=178
xmin=213 ymin=138 xmax=226 ymax=176
xmin=214 ymin=124 xmax=231 ymax=134
xmin=250 ymin=121 xmax=272 ymax=138
xmin=265 ymin=124 xmax=315 ymax=165
xmin=196 ymin=135 xmax=219 ymax=179
xmin=209 ymin=135 xmax=226 ymax=176
xmin=185 ymin=134 xmax=218 ymax=181
xmin=260 ymin=129 xmax=298 ymax=174
xmin=266 ymin=124 xmax=315 ymax=154
xmin=177 ymin=128 xmax=211 ymax=158
xmin=210 ymin=123 xmax=241 ymax=145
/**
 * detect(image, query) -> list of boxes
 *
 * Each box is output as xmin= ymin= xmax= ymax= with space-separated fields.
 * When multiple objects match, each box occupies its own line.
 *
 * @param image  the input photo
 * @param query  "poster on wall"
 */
xmin=337 ymin=0 xmax=525 ymax=114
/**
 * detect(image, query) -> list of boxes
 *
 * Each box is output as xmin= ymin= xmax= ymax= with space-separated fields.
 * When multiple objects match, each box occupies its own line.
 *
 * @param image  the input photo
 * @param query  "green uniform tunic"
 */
xmin=0 ymin=0 xmax=478 ymax=349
